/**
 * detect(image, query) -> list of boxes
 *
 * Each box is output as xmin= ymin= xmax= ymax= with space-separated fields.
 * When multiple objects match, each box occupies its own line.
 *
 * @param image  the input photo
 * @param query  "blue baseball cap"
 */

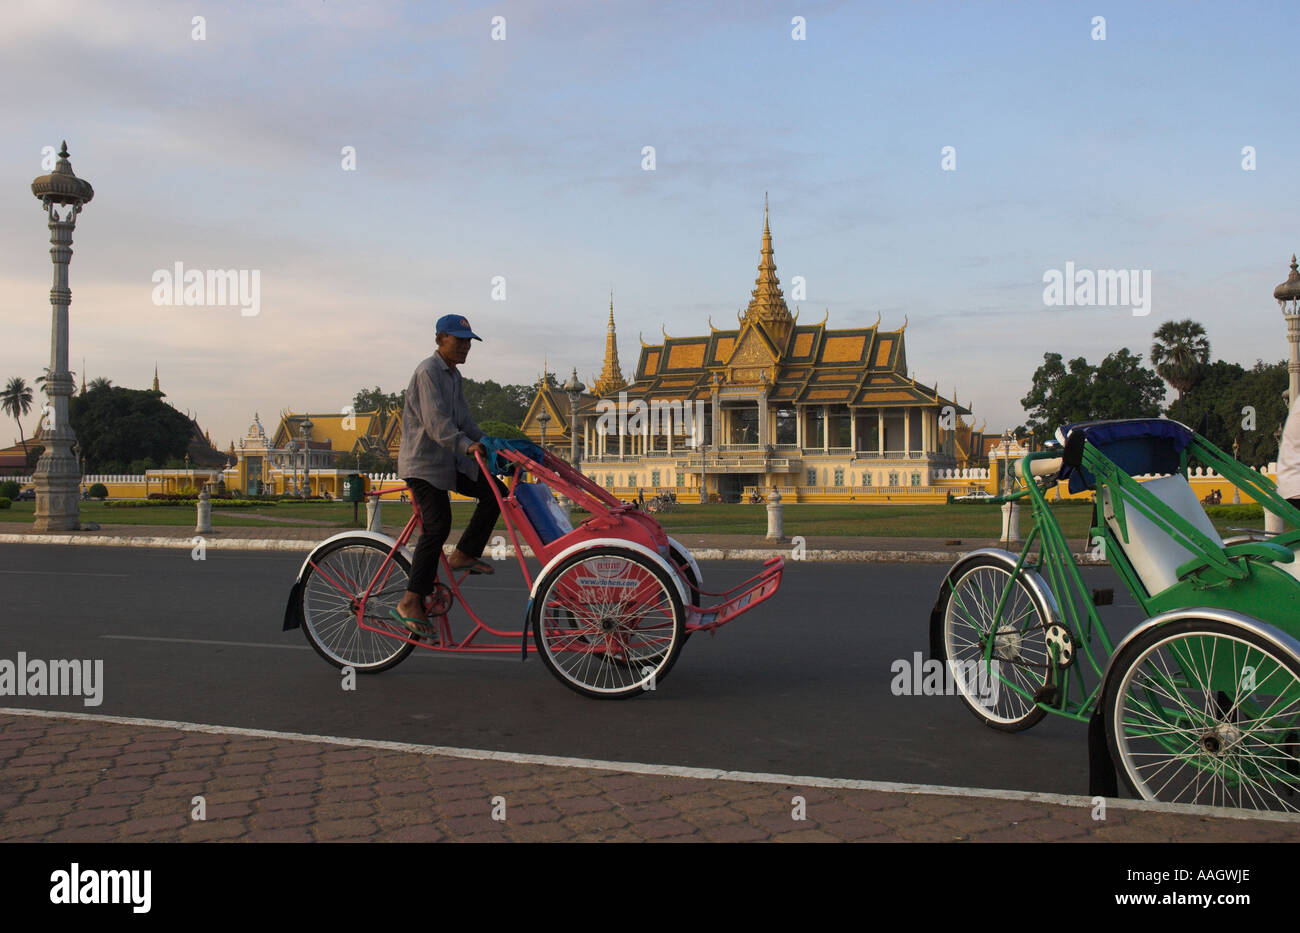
xmin=435 ymin=314 xmax=482 ymax=341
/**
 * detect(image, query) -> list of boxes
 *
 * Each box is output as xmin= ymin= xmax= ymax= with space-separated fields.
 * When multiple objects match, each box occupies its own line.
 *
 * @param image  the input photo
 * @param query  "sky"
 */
xmin=1 ymin=0 xmax=1297 ymax=451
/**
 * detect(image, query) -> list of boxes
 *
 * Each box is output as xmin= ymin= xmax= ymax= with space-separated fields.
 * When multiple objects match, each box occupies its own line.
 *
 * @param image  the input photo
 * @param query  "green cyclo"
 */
xmin=931 ymin=418 xmax=1300 ymax=811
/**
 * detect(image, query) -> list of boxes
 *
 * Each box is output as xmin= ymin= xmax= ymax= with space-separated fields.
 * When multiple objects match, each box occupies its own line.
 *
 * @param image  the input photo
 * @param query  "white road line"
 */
xmin=2 ymin=706 xmax=1295 ymax=824
xmin=0 ymin=569 xmax=129 ymax=577
xmin=98 ymin=634 xmax=517 ymax=662
xmin=101 ymin=635 xmax=312 ymax=651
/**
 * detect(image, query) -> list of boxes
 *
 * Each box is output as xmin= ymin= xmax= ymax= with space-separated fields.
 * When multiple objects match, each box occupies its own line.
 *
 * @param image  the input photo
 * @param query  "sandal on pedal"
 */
xmin=388 ymin=609 xmax=435 ymax=637
xmin=450 ymin=558 xmax=495 ymax=576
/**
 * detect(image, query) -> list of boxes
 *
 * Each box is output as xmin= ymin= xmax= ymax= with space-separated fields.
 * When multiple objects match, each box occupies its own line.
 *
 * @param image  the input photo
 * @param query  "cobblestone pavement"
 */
xmin=2 ymin=711 xmax=1297 ymax=843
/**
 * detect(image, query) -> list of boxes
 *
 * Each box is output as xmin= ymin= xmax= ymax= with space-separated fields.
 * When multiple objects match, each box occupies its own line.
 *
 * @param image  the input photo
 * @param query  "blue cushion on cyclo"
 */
xmin=479 ymin=436 xmax=545 ymax=476
xmin=1055 ymin=419 xmax=1194 ymax=493
xmin=514 ymin=482 xmax=573 ymax=544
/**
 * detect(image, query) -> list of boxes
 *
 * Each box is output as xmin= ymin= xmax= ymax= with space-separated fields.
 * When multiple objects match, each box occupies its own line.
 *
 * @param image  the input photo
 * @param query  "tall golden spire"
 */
xmin=591 ymin=291 xmax=627 ymax=397
xmin=742 ymin=194 xmax=793 ymax=348
xmin=153 ymin=363 xmax=160 ymax=393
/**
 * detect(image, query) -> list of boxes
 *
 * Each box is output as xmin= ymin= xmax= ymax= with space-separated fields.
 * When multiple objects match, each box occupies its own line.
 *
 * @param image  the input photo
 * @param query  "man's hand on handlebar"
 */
xmin=467 ymin=442 xmax=486 ymax=457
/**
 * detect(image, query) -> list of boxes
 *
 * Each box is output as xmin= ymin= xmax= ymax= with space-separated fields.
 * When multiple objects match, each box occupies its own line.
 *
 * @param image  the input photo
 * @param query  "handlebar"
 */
xmin=1018 ymin=456 xmax=1063 ymax=482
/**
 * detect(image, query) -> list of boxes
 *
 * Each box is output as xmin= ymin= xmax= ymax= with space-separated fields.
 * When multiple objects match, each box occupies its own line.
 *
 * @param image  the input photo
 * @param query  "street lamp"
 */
xmin=301 ymin=418 xmax=314 ymax=497
xmin=30 ymin=142 xmax=93 ymax=531
xmin=288 ymin=439 xmax=299 ymax=495
xmin=1001 ymin=430 xmax=1014 ymax=495
xmin=1275 ymin=255 xmax=1300 ymax=406
xmin=562 ymin=368 xmax=584 ymax=467
xmin=700 ymin=442 xmax=711 ymax=504
xmin=538 ymin=409 xmax=551 ymax=453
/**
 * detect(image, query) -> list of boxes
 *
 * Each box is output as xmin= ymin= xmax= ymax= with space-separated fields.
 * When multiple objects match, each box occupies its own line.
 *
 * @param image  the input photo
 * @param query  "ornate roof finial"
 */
xmin=153 ymin=363 xmax=160 ymax=393
xmin=742 ymin=195 xmax=792 ymax=345
xmin=592 ymin=294 xmax=627 ymax=397
xmin=872 ymin=311 xmax=881 ymax=328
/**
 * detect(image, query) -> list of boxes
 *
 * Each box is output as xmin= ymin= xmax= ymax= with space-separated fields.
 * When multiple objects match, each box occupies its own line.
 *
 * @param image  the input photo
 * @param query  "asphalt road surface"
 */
xmin=0 ymin=543 xmax=1146 ymax=797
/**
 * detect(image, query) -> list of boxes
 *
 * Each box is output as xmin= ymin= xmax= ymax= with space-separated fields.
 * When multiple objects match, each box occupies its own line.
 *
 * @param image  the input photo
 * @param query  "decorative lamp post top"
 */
xmin=562 ymin=368 xmax=584 ymax=397
xmin=1275 ymin=255 xmax=1300 ymax=307
xmin=31 ymin=141 xmax=94 ymax=207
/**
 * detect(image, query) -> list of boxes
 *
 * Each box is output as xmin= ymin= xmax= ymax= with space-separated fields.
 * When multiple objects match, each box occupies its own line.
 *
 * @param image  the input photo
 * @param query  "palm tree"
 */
xmin=88 ymin=377 xmax=113 ymax=391
xmin=33 ymin=366 xmax=75 ymax=390
xmin=1 ymin=377 xmax=34 ymax=453
xmin=1151 ymin=320 xmax=1210 ymax=402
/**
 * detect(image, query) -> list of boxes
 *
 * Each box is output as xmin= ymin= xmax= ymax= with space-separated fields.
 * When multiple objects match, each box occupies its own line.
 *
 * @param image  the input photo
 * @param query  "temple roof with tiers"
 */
xmin=621 ymin=206 xmax=968 ymax=415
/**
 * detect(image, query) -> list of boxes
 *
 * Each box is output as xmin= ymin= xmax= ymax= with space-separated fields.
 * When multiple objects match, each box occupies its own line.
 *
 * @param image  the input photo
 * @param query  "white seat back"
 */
xmin=1102 ymin=475 xmax=1222 ymax=596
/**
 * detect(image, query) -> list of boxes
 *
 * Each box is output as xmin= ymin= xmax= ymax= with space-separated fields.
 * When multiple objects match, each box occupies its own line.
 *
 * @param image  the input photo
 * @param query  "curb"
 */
xmin=0 ymin=531 xmax=1109 ymax=565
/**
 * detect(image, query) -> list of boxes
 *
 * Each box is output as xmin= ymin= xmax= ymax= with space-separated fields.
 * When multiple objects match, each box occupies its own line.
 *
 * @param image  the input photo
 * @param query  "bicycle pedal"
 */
xmin=1033 ymin=684 xmax=1060 ymax=705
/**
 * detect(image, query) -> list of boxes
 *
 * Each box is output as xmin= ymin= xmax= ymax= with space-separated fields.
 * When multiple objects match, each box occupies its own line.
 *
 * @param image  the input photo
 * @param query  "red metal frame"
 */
xmin=306 ymin=447 xmax=785 ymax=656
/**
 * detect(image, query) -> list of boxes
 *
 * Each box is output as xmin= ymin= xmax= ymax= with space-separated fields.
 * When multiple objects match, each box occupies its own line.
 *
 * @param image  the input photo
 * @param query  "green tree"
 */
xmin=1020 ymin=349 xmax=1165 ymax=445
xmin=1165 ymin=359 xmax=1287 ymax=467
xmin=1 ymin=377 xmax=34 ymax=452
xmin=87 ymin=377 xmax=113 ymax=392
xmin=356 ymin=449 xmax=396 ymax=474
xmin=479 ymin=420 xmax=529 ymax=439
xmin=354 ymin=375 xmax=542 ymax=435
xmin=1151 ymin=319 xmax=1211 ymax=402
xmin=68 ymin=387 xmax=194 ymax=473
xmin=463 ymin=378 xmax=535 ymax=426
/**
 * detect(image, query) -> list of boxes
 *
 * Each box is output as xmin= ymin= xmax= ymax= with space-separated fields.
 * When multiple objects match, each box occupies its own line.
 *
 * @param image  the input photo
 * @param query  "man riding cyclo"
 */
xmin=390 ymin=314 xmax=507 ymax=636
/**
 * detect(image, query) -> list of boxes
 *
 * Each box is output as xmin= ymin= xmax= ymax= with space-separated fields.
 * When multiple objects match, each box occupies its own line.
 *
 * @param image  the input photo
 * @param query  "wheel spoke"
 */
xmin=301 ymin=543 xmax=413 ymax=670
xmin=1112 ymin=626 xmax=1300 ymax=812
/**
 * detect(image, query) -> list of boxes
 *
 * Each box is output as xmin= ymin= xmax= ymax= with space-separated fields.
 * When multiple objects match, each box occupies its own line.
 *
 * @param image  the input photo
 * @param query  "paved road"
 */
xmin=0 ymin=543 xmax=1144 ymax=797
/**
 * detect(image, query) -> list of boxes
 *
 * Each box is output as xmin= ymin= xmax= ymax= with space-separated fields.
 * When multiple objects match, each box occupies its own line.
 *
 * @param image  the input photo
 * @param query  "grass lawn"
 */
xmin=651 ymin=502 xmax=1098 ymax=538
xmin=0 ymin=498 xmax=1266 ymax=541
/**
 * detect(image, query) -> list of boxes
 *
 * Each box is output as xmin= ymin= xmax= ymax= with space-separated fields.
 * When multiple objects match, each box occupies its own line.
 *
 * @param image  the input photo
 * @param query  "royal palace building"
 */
xmin=522 ymin=206 xmax=988 ymax=503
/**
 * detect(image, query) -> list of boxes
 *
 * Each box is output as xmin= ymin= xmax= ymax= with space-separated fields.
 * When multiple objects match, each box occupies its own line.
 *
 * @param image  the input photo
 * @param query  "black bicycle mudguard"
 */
xmin=283 ymin=579 xmax=303 ymax=631
xmin=1088 ymin=707 xmax=1118 ymax=798
xmin=520 ymin=598 xmax=532 ymax=661
xmin=928 ymin=582 xmax=949 ymax=662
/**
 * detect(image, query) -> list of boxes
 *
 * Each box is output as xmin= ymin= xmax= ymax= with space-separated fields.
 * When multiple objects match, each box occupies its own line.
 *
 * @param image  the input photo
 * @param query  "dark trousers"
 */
xmin=404 ymin=472 xmax=506 ymax=596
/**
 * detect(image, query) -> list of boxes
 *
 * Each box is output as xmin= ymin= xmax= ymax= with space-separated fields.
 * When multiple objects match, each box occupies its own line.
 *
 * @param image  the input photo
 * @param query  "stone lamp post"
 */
xmin=562 ymin=368 xmax=584 ymax=467
xmin=1275 ymin=255 xmax=1300 ymax=406
xmin=30 ymin=142 xmax=93 ymax=531
xmin=538 ymin=409 xmax=551 ymax=453
xmin=301 ymin=418 xmax=314 ymax=497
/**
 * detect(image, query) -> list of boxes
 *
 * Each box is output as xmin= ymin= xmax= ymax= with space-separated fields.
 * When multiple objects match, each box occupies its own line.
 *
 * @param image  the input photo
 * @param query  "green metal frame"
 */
xmin=981 ymin=430 xmax=1300 ymax=726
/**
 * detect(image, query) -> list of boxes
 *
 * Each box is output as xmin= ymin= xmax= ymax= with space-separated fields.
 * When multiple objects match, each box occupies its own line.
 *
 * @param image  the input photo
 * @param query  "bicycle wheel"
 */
xmin=531 ymin=546 xmax=685 ymax=699
xmin=297 ymin=538 xmax=416 ymax=673
xmin=935 ymin=555 xmax=1051 ymax=731
xmin=1104 ymin=618 xmax=1300 ymax=811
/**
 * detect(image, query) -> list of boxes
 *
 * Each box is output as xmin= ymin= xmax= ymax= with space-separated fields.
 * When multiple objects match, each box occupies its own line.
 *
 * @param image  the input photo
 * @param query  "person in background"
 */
xmin=1277 ymin=393 xmax=1300 ymax=512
